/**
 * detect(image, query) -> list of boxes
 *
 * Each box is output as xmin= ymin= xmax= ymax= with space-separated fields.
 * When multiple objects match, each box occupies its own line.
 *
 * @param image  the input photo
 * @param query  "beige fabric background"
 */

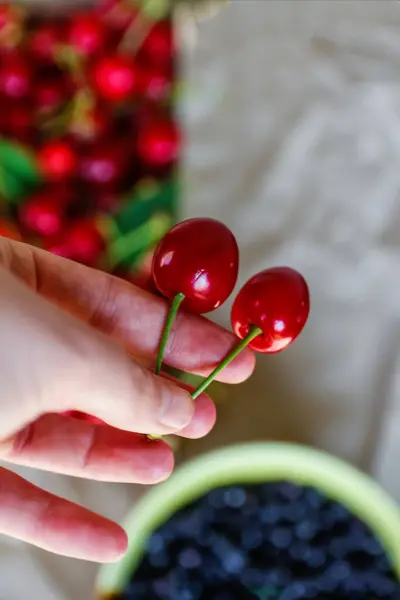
xmin=2 ymin=1 xmax=400 ymax=598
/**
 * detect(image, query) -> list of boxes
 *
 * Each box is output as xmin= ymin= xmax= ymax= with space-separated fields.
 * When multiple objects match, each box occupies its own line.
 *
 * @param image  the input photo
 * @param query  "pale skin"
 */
xmin=0 ymin=237 xmax=255 ymax=563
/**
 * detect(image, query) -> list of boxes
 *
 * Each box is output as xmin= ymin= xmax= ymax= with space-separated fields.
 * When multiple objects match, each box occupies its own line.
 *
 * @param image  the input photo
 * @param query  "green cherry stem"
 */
xmin=154 ymin=292 xmax=185 ymax=375
xmin=191 ymin=325 xmax=263 ymax=400
xmin=147 ymin=324 xmax=262 ymax=441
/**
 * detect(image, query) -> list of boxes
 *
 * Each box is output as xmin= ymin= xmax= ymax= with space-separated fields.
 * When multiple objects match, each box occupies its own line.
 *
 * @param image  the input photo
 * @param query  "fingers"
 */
xmin=0 ymin=466 xmax=128 ymax=562
xmin=0 ymin=414 xmax=174 ymax=483
xmin=161 ymin=375 xmax=217 ymax=439
xmin=0 ymin=238 xmax=255 ymax=383
xmin=0 ymin=268 xmax=195 ymax=437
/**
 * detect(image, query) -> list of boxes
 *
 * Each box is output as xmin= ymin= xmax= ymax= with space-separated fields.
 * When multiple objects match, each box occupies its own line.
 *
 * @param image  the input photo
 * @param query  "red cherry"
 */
xmin=62 ymin=410 xmax=106 ymax=426
xmin=67 ymin=12 xmax=108 ymax=58
xmin=19 ymin=192 xmax=64 ymax=237
xmin=79 ymin=142 xmax=127 ymax=188
xmin=231 ymin=267 xmax=310 ymax=354
xmin=0 ymin=52 xmax=31 ymax=99
xmin=97 ymin=0 xmax=138 ymax=34
xmin=0 ymin=218 xmax=21 ymax=241
xmin=137 ymin=119 xmax=180 ymax=168
xmin=28 ymin=22 xmax=63 ymax=64
xmin=137 ymin=63 xmax=173 ymax=102
xmin=60 ymin=220 xmax=105 ymax=265
xmin=152 ymin=218 xmax=239 ymax=313
xmin=34 ymin=76 xmax=69 ymax=114
xmin=2 ymin=103 xmax=34 ymax=144
xmin=91 ymin=54 xmax=137 ymax=103
xmin=140 ymin=20 xmax=173 ymax=66
xmin=38 ymin=140 xmax=78 ymax=181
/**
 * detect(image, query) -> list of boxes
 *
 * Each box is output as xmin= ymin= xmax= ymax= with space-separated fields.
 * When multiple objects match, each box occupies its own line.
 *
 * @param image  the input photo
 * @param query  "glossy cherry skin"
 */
xmin=139 ymin=20 xmax=173 ymax=66
xmin=152 ymin=218 xmax=239 ymax=313
xmin=2 ymin=102 xmax=34 ymax=144
xmin=91 ymin=55 xmax=137 ymax=103
xmin=137 ymin=119 xmax=180 ymax=167
xmin=231 ymin=267 xmax=310 ymax=354
xmin=19 ymin=192 xmax=64 ymax=237
xmin=38 ymin=140 xmax=78 ymax=181
xmin=34 ymin=76 xmax=70 ymax=114
xmin=97 ymin=0 xmax=138 ymax=34
xmin=79 ymin=142 xmax=127 ymax=188
xmin=57 ymin=220 xmax=105 ymax=266
xmin=67 ymin=12 xmax=108 ymax=58
xmin=0 ymin=52 xmax=31 ymax=99
xmin=137 ymin=63 xmax=173 ymax=102
xmin=28 ymin=22 xmax=63 ymax=64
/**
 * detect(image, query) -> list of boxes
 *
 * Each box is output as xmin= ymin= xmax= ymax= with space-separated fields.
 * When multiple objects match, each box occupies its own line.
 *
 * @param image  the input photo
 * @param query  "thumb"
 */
xmin=0 ymin=268 xmax=195 ymax=438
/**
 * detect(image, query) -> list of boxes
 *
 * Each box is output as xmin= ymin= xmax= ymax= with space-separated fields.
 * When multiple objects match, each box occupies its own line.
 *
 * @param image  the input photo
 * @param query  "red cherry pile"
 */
xmin=148 ymin=217 xmax=310 ymax=437
xmin=0 ymin=0 xmax=178 ymax=269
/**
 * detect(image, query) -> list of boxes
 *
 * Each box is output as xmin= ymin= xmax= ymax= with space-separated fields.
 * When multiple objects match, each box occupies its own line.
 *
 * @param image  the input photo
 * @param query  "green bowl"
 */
xmin=96 ymin=442 xmax=400 ymax=598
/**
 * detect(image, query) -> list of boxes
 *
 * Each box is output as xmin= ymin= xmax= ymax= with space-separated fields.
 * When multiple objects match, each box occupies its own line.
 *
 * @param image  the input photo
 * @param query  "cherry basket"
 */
xmin=0 ymin=0 xmax=180 ymax=283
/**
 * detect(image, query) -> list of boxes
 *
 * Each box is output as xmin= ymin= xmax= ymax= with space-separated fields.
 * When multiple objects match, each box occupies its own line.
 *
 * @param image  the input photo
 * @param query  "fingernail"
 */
xmin=159 ymin=385 xmax=194 ymax=430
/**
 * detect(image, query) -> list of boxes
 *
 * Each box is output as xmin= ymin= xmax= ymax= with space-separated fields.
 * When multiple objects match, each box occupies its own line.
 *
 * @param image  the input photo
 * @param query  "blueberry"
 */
xmin=178 ymin=548 xmax=203 ymax=569
xmin=294 ymin=520 xmax=317 ymax=541
xmin=276 ymin=482 xmax=303 ymax=502
xmin=278 ymin=582 xmax=311 ymax=600
xmin=222 ymin=549 xmax=247 ymax=575
xmin=365 ymin=573 xmax=398 ymax=597
xmin=242 ymin=527 xmax=264 ymax=551
xmin=303 ymin=547 xmax=327 ymax=569
xmin=146 ymin=532 xmax=165 ymax=554
xmin=325 ymin=560 xmax=352 ymax=582
xmin=271 ymin=527 xmax=293 ymax=550
xmin=260 ymin=505 xmax=283 ymax=526
xmin=152 ymin=577 xmax=170 ymax=596
xmin=223 ymin=486 xmax=247 ymax=508
xmin=239 ymin=567 xmax=268 ymax=589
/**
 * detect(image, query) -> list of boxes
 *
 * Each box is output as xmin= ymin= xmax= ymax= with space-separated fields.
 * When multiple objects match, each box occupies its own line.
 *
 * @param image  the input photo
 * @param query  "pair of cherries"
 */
xmin=64 ymin=217 xmax=310 ymax=431
xmin=152 ymin=217 xmax=310 ymax=401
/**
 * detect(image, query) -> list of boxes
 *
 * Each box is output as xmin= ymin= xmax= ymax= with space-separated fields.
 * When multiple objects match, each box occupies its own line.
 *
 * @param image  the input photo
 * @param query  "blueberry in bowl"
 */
xmin=95 ymin=442 xmax=400 ymax=599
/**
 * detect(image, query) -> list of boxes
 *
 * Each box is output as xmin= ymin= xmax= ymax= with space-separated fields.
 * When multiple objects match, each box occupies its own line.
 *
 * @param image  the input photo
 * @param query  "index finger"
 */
xmin=0 ymin=238 xmax=255 ymax=383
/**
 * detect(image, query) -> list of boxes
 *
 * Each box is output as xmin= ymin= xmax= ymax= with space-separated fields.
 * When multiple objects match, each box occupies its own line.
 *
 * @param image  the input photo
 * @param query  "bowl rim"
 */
xmin=96 ymin=441 xmax=400 ymax=596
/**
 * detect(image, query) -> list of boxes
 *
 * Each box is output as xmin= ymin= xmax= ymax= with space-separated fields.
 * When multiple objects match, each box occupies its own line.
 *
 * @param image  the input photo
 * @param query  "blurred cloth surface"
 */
xmin=2 ymin=1 xmax=400 ymax=598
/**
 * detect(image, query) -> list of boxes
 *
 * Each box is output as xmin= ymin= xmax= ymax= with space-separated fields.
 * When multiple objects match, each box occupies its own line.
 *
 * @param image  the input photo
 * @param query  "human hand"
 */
xmin=0 ymin=237 xmax=254 ymax=562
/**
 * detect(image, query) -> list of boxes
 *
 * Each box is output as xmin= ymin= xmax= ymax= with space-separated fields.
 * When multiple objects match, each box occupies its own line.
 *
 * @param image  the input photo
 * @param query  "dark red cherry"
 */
xmin=67 ymin=12 xmax=108 ymax=58
xmin=28 ymin=21 xmax=63 ymax=64
xmin=19 ymin=192 xmax=64 ymax=237
xmin=34 ymin=76 xmax=69 ymax=114
xmin=231 ymin=267 xmax=310 ymax=354
xmin=137 ymin=62 xmax=173 ymax=102
xmin=137 ymin=119 xmax=180 ymax=168
xmin=152 ymin=218 xmax=239 ymax=313
xmin=0 ymin=52 xmax=31 ymax=99
xmin=97 ymin=0 xmax=138 ymax=34
xmin=2 ymin=102 xmax=34 ymax=143
xmin=139 ymin=20 xmax=173 ymax=66
xmin=59 ymin=219 xmax=105 ymax=265
xmin=38 ymin=140 xmax=78 ymax=181
xmin=91 ymin=54 xmax=137 ymax=103
xmin=79 ymin=142 xmax=127 ymax=188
